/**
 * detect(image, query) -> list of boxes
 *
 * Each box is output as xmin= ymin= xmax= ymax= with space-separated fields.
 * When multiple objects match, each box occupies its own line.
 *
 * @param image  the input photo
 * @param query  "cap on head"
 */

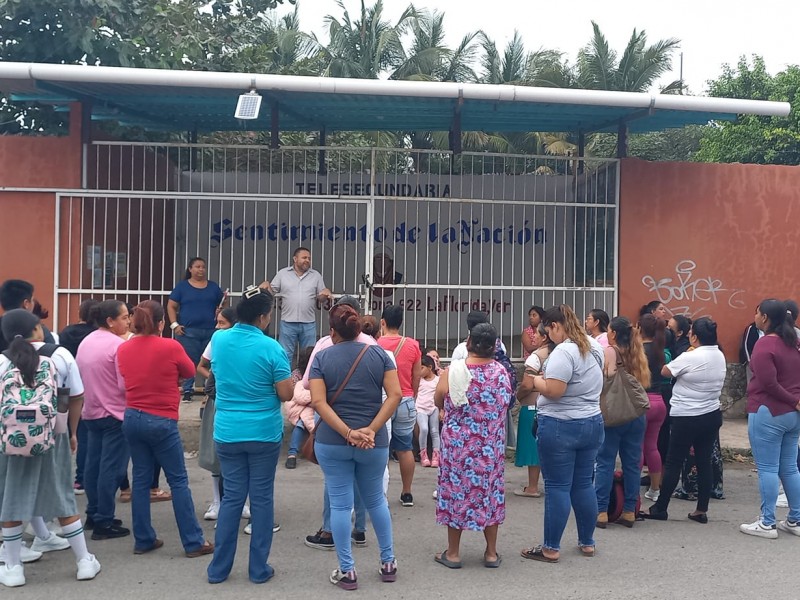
xmin=333 ymin=295 xmax=362 ymax=312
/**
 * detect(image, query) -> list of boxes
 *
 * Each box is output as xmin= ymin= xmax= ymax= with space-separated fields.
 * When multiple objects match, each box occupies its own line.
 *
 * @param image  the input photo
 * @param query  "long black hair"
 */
xmin=1 ymin=309 xmax=41 ymax=387
xmin=759 ymin=299 xmax=798 ymax=348
xmin=691 ymin=317 xmax=719 ymax=346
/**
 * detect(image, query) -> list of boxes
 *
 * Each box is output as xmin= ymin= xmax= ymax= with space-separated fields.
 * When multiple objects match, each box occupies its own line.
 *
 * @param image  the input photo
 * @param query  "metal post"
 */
xmin=577 ymin=130 xmax=585 ymax=174
xmin=318 ymin=127 xmax=327 ymax=175
xmin=449 ymin=93 xmax=463 ymax=155
xmin=188 ymin=129 xmax=198 ymax=172
xmin=616 ymin=121 xmax=628 ymax=158
xmin=80 ymin=101 xmax=92 ymax=189
xmin=270 ymin=101 xmax=280 ymax=150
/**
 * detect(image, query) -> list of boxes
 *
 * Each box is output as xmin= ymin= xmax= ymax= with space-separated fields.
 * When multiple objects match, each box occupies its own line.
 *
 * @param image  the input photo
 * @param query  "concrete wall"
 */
xmin=619 ymin=158 xmax=800 ymax=361
xmin=0 ymin=105 xmax=83 ymax=330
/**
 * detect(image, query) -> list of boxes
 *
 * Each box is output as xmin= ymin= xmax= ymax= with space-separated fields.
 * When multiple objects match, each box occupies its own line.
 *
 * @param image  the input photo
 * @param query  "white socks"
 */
xmin=212 ymin=476 xmax=222 ymax=505
xmin=1 ymin=526 xmax=24 ymax=567
xmin=29 ymin=517 xmax=51 ymax=540
xmin=60 ymin=520 xmax=90 ymax=562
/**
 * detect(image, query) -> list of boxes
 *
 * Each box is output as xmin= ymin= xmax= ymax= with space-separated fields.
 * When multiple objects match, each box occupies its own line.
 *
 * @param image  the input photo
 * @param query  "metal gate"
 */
xmin=55 ymin=142 xmax=619 ymax=360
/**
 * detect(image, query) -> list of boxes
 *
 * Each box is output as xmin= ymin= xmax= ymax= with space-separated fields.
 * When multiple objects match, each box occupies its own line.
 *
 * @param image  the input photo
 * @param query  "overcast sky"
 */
xmin=282 ymin=0 xmax=798 ymax=94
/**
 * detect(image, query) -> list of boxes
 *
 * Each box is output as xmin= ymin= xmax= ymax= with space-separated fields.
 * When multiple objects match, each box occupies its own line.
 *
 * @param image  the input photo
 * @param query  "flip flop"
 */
xmin=520 ymin=545 xmax=559 ymax=563
xmin=513 ymin=488 xmax=542 ymax=498
xmin=434 ymin=550 xmax=462 ymax=569
xmin=483 ymin=553 xmax=502 ymax=568
xmin=578 ymin=545 xmax=596 ymax=558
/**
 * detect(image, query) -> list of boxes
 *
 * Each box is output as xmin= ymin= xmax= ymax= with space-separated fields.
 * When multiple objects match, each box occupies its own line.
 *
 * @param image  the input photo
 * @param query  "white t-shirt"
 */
xmin=538 ymin=337 xmax=604 ymax=420
xmin=451 ymin=340 xmax=507 ymax=360
xmin=524 ymin=353 xmax=543 ymax=374
xmin=0 ymin=342 xmax=84 ymax=396
xmin=665 ymin=345 xmax=726 ymax=417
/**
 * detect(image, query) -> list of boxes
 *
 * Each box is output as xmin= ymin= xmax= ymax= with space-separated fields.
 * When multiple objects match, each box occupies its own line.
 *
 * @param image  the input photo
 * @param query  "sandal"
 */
xmin=434 ymin=549 xmax=462 ymax=569
xmin=578 ymin=545 xmax=596 ymax=557
xmin=483 ymin=553 xmax=502 ymax=568
xmin=520 ymin=545 xmax=559 ymax=563
xmin=513 ymin=487 xmax=541 ymax=498
xmin=150 ymin=489 xmax=172 ymax=503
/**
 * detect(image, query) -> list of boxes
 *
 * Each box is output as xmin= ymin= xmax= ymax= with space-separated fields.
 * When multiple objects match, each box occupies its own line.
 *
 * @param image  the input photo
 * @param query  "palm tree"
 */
xmin=576 ymin=21 xmax=682 ymax=93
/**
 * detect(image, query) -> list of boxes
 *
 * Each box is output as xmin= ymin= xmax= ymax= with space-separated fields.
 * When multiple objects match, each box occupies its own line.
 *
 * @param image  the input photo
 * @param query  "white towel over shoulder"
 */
xmin=448 ymin=360 xmax=473 ymax=407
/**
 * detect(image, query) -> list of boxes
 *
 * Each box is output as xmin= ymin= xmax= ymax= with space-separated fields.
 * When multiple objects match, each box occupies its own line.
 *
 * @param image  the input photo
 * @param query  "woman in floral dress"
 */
xmin=433 ymin=323 xmax=513 ymax=569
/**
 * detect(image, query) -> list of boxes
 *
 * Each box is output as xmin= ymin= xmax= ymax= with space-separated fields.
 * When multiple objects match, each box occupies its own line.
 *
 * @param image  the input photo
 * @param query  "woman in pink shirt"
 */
xmin=740 ymin=299 xmax=800 ymax=538
xmin=75 ymin=301 xmax=131 ymax=540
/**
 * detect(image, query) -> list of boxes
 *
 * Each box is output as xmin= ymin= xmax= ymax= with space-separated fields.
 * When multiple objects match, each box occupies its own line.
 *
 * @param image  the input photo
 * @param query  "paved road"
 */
xmin=8 ymin=453 xmax=795 ymax=599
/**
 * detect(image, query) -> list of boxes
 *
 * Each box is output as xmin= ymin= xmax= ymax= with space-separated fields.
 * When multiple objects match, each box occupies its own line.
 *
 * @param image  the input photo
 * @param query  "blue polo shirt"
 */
xmin=210 ymin=323 xmax=291 ymax=444
xmin=169 ymin=279 xmax=223 ymax=329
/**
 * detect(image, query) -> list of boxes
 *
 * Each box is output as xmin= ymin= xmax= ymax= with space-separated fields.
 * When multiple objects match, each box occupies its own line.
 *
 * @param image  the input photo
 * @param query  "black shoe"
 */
xmin=182 ymin=392 xmax=194 ymax=403
xmin=304 ymin=529 xmax=335 ymax=550
xmin=688 ymin=512 xmax=708 ymax=524
xmin=285 ymin=456 xmax=297 ymax=469
xmin=641 ymin=506 xmax=668 ymax=521
xmin=85 ymin=517 xmax=122 ymax=531
xmin=351 ymin=530 xmax=366 ymax=547
xmin=400 ymin=493 xmax=414 ymax=507
xmin=91 ymin=524 xmax=131 ymax=540
xmin=640 ymin=475 xmax=651 ymax=487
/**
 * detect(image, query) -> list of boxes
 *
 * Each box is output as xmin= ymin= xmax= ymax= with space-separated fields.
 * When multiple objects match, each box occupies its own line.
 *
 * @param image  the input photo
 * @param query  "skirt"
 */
xmin=0 ymin=433 xmax=78 ymax=521
xmin=515 ymin=406 xmax=539 ymax=467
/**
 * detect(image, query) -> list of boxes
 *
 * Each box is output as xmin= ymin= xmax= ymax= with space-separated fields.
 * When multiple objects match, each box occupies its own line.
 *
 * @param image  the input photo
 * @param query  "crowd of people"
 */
xmin=0 ymin=247 xmax=799 ymax=589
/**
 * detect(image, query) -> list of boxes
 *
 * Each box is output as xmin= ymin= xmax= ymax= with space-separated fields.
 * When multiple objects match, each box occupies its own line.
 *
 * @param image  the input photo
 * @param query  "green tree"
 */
xmin=576 ymin=21 xmax=681 ymax=93
xmin=696 ymin=56 xmax=800 ymax=165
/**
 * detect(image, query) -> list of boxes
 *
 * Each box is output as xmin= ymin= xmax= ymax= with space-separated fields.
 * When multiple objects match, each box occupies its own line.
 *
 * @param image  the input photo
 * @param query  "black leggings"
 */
xmin=654 ymin=410 xmax=722 ymax=513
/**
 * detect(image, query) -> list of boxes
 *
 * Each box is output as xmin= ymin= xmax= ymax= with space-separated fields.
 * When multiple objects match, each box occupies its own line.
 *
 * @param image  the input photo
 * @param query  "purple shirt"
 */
xmin=747 ymin=335 xmax=800 ymax=417
xmin=76 ymin=329 xmax=127 ymax=421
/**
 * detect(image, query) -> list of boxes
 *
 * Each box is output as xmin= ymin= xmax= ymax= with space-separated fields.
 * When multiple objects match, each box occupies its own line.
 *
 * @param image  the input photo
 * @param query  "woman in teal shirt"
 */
xmin=206 ymin=287 xmax=293 ymax=585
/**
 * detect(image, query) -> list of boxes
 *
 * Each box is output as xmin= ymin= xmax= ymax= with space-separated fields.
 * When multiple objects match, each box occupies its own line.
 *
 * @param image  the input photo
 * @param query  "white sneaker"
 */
xmin=777 ymin=520 xmax=800 ymax=537
xmin=244 ymin=522 xmax=252 ymax=535
xmin=0 ymin=542 xmax=42 ymax=564
xmin=432 ymin=489 xmax=438 ymax=500
xmin=241 ymin=504 xmax=251 ymax=519
xmin=0 ymin=564 xmax=25 ymax=587
xmin=739 ymin=519 xmax=778 ymax=539
xmin=204 ymin=502 xmax=220 ymax=520
xmin=777 ymin=493 xmax=789 ymax=508
xmin=644 ymin=488 xmax=661 ymax=502
xmin=76 ymin=554 xmax=101 ymax=581
xmin=31 ymin=533 xmax=70 ymax=553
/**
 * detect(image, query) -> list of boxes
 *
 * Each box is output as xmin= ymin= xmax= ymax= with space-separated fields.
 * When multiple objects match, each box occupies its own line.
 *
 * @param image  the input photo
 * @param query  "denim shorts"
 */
xmin=390 ymin=396 xmax=417 ymax=451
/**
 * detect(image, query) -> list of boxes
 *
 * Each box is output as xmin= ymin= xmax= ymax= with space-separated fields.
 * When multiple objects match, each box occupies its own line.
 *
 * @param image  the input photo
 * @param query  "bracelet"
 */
xmin=170 ymin=322 xmax=180 ymax=330
xmin=345 ymin=428 xmax=352 ymax=441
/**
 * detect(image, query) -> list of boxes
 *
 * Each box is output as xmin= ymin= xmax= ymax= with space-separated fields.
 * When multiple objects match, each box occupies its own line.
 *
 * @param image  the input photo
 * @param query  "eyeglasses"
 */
xmin=243 ymin=285 xmax=263 ymax=299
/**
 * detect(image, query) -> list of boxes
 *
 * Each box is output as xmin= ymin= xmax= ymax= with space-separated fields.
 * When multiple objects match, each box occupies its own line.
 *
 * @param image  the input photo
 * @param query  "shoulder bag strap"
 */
xmin=329 ymin=344 xmax=370 ymax=406
xmin=392 ymin=336 xmax=407 ymax=358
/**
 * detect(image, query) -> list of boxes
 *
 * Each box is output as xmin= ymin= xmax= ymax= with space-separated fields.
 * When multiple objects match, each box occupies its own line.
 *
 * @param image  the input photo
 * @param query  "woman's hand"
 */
xmin=173 ymin=325 xmax=186 ymax=336
xmin=796 ymin=400 xmax=800 ymax=412
xmin=348 ymin=428 xmax=375 ymax=449
xmin=70 ymin=435 xmax=78 ymax=454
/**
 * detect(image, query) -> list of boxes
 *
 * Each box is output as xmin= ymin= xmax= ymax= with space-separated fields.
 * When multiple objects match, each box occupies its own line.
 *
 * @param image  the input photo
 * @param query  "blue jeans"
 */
xmin=748 ymin=405 xmax=800 ymax=526
xmin=74 ymin=419 xmax=88 ymax=486
xmin=122 ymin=409 xmax=204 ymax=552
xmin=84 ymin=416 xmax=129 ymax=526
xmin=537 ymin=414 xmax=605 ymax=551
xmin=322 ymin=481 xmax=367 ymax=534
xmin=278 ymin=321 xmax=316 ymax=364
xmin=288 ymin=422 xmax=307 ymax=457
xmin=595 ymin=415 xmax=646 ymax=512
xmin=316 ymin=443 xmax=394 ymax=572
xmin=175 ymin=327 xmax=215 ymax=394
xmin=208 ymin=441 xmax=280 ymax=584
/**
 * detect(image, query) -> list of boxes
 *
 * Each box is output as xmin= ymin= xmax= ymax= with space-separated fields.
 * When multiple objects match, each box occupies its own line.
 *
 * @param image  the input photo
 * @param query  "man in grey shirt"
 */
xmin=262 ymin=247 xmax=332 ymax=363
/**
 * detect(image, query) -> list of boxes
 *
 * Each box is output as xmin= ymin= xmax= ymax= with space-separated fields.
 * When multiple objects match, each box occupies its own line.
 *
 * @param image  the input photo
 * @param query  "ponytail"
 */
xmin=639 ymin=313 xmax=666 ymax=371
xmin=131 ymin=300 xmax=165 ymax=336
xmin=6 ymin=337 xmax=39 ymax=387
xmin=758 ymin=299 xmax=797 ymax=348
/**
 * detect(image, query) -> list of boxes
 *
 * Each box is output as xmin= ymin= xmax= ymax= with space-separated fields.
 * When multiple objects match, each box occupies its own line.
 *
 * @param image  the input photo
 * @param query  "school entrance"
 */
xmin=53 ymin=142 xmax=619 ymax=359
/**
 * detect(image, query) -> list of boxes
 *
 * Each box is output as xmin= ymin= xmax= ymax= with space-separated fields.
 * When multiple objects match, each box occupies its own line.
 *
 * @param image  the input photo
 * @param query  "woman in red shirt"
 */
xmin=740 ymin=299 xmax=800 ymax=539
xmin=117 ymin=301 xmax=212 ymax=557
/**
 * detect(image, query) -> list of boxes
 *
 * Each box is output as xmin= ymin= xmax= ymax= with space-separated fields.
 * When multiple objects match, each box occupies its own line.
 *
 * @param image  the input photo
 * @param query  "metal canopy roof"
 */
xmin=0 ymin=62 xmax=790 ymax=134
